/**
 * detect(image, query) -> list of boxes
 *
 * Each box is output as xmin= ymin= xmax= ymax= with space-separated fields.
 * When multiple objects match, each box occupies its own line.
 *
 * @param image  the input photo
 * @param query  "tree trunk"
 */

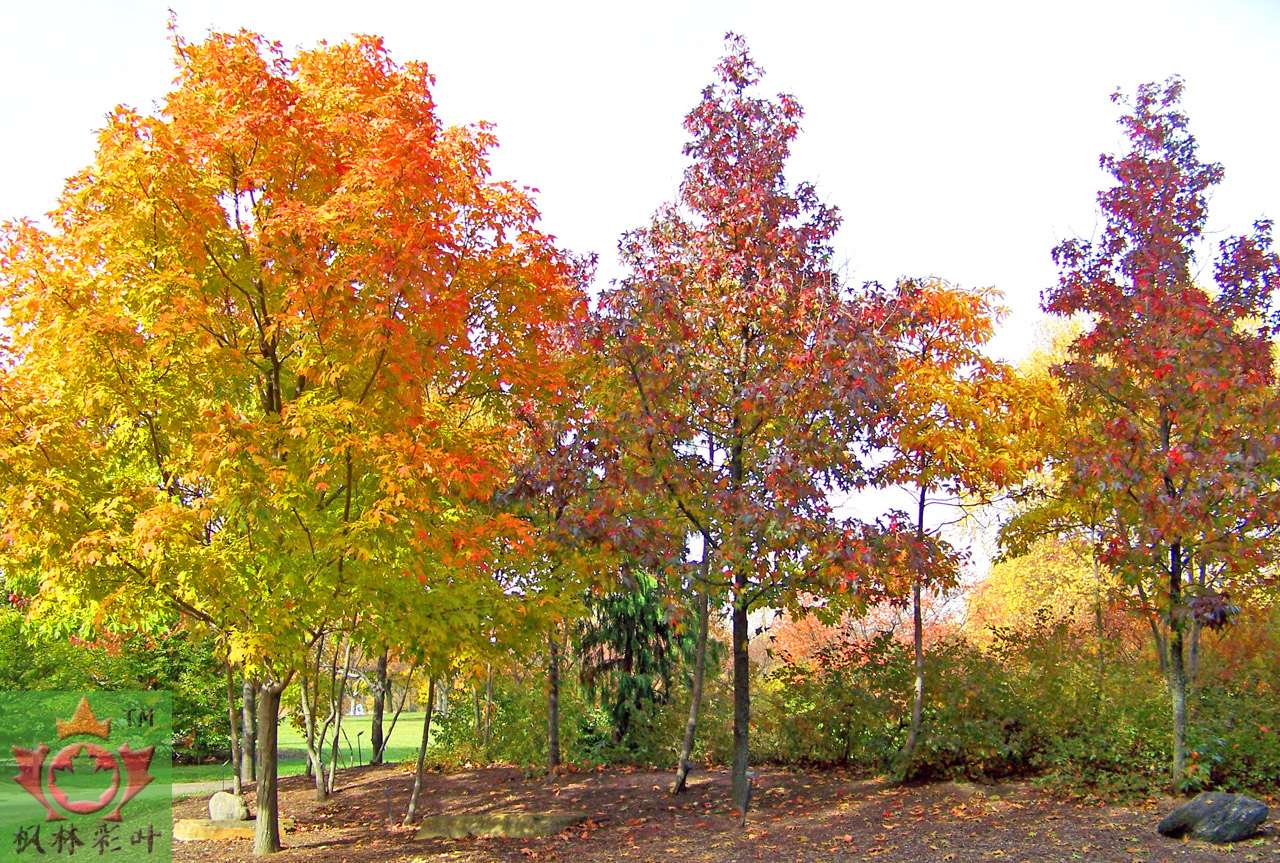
xmin=370 ymin=649 xmax=388 ymax=765
xmin=225 ymin=664 xmax=243 ymax=797
xmin=673 ymin=536 xmax=711 ymax=795
xmin=297 ymin=661 xmax=329 ymax=801
xmin=253 ymin=682 xmax=284 ymax=855
xmin=547 ymin=633 xmax=561 ymax=773
xmin=241 ymin=677 xmax=257 ymax=784
xmin=437 ymin=676 xmax=450 ymax=717
xmin=899 ymin=579 xmax=925 ymax=773
xmin=483 ymin=666 xmax=493 ymax=749
xmin=1147 ymin=613 xmax=1170 ymax=677
xmin=1188 ymin=620 xmax=1201 ymax=685
xmin=899 ymin=485 xmax=928 ymax=776
xmin=730 ymin=581 xmax=751 ymax=813
xmin=1188 ymin=558 xmax=1206 ymax=686
xmin=1168 ymin=543 xmax=1188 ymax=787
xmin=402 ymin=677 xmax=437 ymax=825
xmin=376 ymin=664 xmax=416 ymax=763
xmin=1092 ymin=544 xmax=1105 ymax=712
xmin=326 ymin=638 xmax=356 ymax=794
xmin=303 ymin=635 xmax=342 ymax=800
xmin=1137 ymin=569 xmax=1170 ymax=677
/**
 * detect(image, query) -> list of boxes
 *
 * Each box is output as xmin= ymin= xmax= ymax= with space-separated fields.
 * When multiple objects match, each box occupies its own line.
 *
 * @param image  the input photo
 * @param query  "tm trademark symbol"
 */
xmin=125 ymin=707 xmax=155 ymax=728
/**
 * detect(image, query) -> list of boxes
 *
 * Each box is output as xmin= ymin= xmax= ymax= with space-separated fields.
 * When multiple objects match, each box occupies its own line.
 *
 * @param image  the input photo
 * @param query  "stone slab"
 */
xmin=416 ymin=812 xmax=587 ymax=839
xmin=174 ymin=817 xmax=293 ymax=842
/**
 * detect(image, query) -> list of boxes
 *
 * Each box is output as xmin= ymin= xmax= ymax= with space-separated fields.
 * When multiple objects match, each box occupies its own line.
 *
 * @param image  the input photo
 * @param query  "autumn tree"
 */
xmin=1042 ymin=77 xmax=1280 ymax=785
xmin=492 ymin=307 xmax=690 ymax=772
xmin=396 ymin=556 xmax=544 ymax=825
xmin=876 ymin=277 xmax=1052 ymax=774
xmin=998 ymin=325 xmax=1155 ymax=689
xmin=0 ymin=29 xmax=580 ymax=853
xmin=973 ymin=536 xmax=1128 ymax=648
xmin=597 ymin=34 xmax=891 ymax=807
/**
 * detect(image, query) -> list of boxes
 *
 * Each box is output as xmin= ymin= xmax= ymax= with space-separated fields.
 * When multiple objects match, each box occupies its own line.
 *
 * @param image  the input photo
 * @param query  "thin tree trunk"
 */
xmin=436 ymin=676 xmax=450 ymax=717
xmin=673 ymin=534 xmax=711 ymax=795
xmin=376 ymin=664 xmax=416 ymax=763
xmin=1149 ymin=614 xmax=1170 ymax=677
xmin=900 ymin=580 xmax=925 ymax=770
xmin=297 ymin=636 xmax=330 ymax=800
xmin=1188 ymin=620 xmax=1201 ymax=685
xmin=370 ymin=649 xmax=388 ymax=765
xmin=899 ymin=484 xmax=928 ymax=775
xmin=225 ymin=664 xmax=243 ymax=797
xmin=402 ymin=677 xmax=437 ymax=825
xmin=730 ymin=579 xmax=751 ymax=813
xmin=1136 ymin=581 xmax=1170 ymax=677
xmin=241 ymin=677 xmax=257 ymax=784
xmin=298 ymin=669 xmax=328 ymax=800
xmin=308 ymin=635 xmax=344 ymax=797
xmin=483 ymin=666 xmax=493 ymax=749
xmin=326 ymin=638 xmax=356 ymax=794
xmin=1169 ymin=542 xmax=1188 ymax=787
xmin=547 ymin=632 xmax=561 ymax=773
xmin=1188 ymin=559 xmax=1206 ymax=685
xmin=253 ymin=681 xmax=285 ymax=855
xmin=1093 ymin=545 xmax=1106 ymax=712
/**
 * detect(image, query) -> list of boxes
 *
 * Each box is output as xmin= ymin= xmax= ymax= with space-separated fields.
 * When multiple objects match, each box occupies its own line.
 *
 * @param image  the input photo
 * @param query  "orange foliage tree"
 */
xmin=0 ymin=29 xmax=581 ymax=852
xmin=876 ymin=277 xmax=1054 ymax=775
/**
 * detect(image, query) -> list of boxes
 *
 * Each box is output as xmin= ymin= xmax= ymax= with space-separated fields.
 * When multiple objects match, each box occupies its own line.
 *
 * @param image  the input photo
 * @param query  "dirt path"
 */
xmin=171 ymin=765 xmax=1278 ymax=862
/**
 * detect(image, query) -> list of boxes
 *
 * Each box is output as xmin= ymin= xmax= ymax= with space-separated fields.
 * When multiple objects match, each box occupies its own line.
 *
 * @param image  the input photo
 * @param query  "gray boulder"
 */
xmin=1158 ymin=792 xmax=1268 ymax=844
xmin=207 ymin=791 xmax=250 ymax=822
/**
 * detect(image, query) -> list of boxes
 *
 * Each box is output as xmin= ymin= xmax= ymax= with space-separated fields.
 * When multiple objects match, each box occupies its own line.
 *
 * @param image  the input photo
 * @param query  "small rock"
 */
xmin=207 ymin=791 xmax=250 ymax=822
xmin=1157 ymin=792 xmax=1268 ymax=844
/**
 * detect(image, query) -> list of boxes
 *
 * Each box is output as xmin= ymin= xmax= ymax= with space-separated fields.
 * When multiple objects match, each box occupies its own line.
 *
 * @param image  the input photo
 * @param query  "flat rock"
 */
xmin=174 ymin=817 xmax=293 ymax=842
xmin=208 ymin=790 xmax=250 ymax=821
xmin=416 ymin=812 xmax=587 ymax=839
xmin=1158 ymin=792 xmax=1268 ymax=844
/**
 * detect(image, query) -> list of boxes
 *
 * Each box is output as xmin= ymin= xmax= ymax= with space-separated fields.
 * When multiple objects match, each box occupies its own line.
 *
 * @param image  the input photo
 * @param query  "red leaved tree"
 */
xmin=597 ymin=34 xmax=892 ymax=807
xmin=1044 ymin=77 xmax=1280 ymax=785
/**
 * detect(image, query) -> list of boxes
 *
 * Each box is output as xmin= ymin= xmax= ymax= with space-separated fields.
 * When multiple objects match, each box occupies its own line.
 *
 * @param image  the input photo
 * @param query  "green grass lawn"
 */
xmin=171 ymin=711 xmax=430 ymax=785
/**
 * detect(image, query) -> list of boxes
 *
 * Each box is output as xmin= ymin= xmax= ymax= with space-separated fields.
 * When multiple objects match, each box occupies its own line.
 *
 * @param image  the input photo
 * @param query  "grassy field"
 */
xmin=171 ymin=711 xmax=430 ymax=785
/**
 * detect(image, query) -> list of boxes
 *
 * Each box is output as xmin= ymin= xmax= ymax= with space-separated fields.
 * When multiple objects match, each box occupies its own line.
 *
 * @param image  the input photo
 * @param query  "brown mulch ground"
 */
xmin=171 ymin=764 xmax=1279 ymax=862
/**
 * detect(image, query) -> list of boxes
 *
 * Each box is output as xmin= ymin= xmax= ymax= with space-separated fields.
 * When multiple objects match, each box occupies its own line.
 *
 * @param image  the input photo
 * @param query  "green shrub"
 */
xmin=407 ymin=610 xmax=1280 ymax=799
xmin=751 ymin=609 xmax=1280 ymax=796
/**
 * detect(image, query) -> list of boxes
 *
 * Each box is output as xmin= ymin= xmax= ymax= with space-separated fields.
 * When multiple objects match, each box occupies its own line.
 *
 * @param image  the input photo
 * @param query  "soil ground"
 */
xmin=171 ymin=764 xmax=1279 ymax=862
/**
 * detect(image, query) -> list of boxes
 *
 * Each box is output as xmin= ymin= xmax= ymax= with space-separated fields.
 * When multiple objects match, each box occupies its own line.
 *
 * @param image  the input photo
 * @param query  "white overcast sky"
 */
xmin=4 ymin=0 xmax=1278 ymax=362
xmin=2 ymin=0 xmax=1278 ymax=560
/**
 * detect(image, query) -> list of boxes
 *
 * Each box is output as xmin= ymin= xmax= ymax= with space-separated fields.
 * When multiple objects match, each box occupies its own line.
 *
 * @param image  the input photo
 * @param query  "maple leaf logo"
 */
xmin=11 ymin=699 xmax=156 ymax=822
